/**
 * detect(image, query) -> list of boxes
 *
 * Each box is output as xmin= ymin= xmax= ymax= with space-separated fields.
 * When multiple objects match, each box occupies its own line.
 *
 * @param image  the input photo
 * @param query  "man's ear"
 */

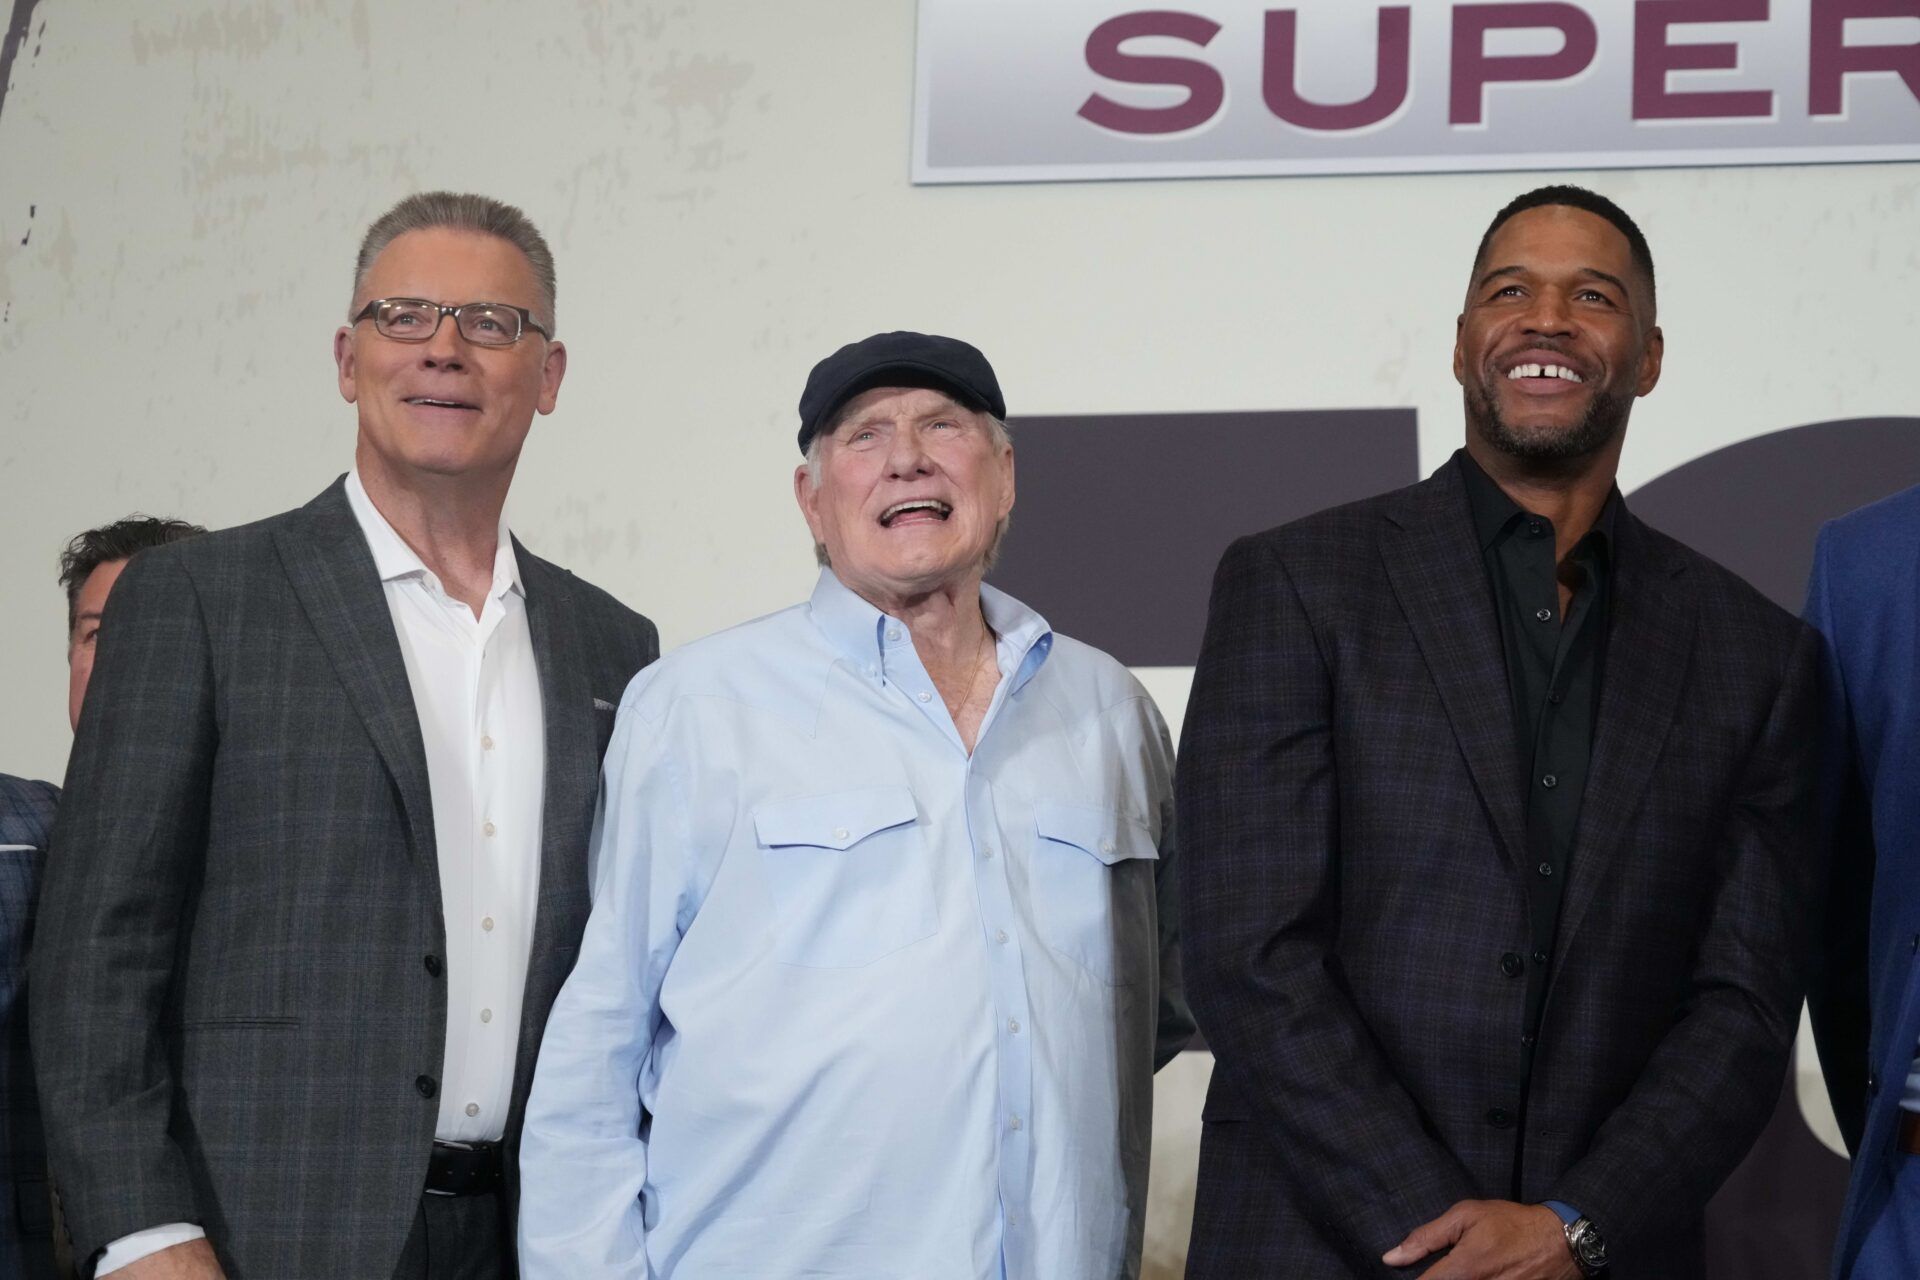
xmin=1636 ymin=326 xmax=1664 ymax=398
xmin=794 ymin=462 xmax=824 ymax=544
xmin=536 ymin=340 xmax=568 ymax=415
xmin=334 ymin=326 xmax=358 ymax=404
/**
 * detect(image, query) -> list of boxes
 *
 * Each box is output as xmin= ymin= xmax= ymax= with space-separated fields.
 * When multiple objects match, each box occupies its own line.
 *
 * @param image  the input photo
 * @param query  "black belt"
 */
xmin=425 ymin=1141 xmax=502 ymax=1197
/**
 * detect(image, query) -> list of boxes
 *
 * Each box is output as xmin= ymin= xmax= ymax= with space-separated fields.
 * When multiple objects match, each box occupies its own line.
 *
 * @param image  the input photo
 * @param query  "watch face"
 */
xmin=1577 ymin=1233 xmax=1609 ymax=1265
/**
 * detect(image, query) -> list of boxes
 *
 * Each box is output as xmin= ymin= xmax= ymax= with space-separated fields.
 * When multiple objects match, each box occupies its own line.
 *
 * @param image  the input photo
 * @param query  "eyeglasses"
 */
xmin=352 ymin=298 xmax=552 ymax=347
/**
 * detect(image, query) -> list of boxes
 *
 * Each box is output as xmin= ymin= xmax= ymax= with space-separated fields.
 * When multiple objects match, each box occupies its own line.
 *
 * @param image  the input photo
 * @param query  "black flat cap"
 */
xmin=797 ymin=331 xmax=1005 ymax=454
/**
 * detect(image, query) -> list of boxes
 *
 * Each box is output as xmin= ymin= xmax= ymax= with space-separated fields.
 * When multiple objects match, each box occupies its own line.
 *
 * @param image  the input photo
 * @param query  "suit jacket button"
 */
xmin=1500 ymin=952 xmax=1524 ymax=978
xmin=415 ymin=1075 xmax=437 ymax=1098
xmin=423 ymin=954 xmax=441 ymax=977
xmin=1486 ymin=1107 xmax=1512 ymax=1128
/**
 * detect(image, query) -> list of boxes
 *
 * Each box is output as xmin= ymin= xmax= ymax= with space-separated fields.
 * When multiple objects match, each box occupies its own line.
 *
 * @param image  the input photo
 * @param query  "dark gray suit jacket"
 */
xmin=1178 ymin=458 xmax=1819 ymax=1278
xmin=2 ymin=773 xmax=60 ymax=1279
xmin=30 ymin=479 xmax=657 ymax=1278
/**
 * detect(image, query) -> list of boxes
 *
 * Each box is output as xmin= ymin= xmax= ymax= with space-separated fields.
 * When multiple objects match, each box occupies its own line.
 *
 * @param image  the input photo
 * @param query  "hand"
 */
xmin=1382 ymin=1200 xmax=1580 ymax=1280
xmin=111 ymin=1238 xmax=227 ymax=1279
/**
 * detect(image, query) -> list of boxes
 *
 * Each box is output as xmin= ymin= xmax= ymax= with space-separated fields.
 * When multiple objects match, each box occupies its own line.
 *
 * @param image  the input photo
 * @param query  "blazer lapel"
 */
xmin=1381 ymin=459 xmax=1530 ymax=874
xmin=273 ymin=478 xmax=436 ymax=868
xmin=1550 ymin=508 xmax=1694 ymax=964
xmin=517 ymin=548 xmax=596 ymax=963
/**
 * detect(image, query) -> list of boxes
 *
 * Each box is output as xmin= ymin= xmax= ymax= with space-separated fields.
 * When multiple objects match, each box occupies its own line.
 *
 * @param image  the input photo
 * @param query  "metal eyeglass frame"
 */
xmin=352 ymin=298 xmax=553 ymax=346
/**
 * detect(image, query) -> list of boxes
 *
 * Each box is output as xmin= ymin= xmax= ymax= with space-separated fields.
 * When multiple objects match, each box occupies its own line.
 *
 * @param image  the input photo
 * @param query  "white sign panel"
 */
xmin=912 ymin=0 xmax=1920 ymax=183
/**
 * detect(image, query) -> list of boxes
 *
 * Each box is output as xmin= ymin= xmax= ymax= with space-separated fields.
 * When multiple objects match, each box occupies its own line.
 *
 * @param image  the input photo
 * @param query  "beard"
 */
xmin=1466 ymin=373 xmax=1631 ymax=464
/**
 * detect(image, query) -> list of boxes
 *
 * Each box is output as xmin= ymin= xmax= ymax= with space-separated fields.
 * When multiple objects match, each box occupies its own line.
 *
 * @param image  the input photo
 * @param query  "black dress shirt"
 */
xmin=1459 ymin=451 xmax=1618 ymax=1092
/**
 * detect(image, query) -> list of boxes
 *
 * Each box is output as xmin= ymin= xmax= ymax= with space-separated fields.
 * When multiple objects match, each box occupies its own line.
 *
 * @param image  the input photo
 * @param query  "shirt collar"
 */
xmin=807 ymin=568 xmax=1055 ymax=693
xmin=344 ymin=468 xmax=524 ymax=599
xmin=1456 ymin=447 xmax=1619 ymax=557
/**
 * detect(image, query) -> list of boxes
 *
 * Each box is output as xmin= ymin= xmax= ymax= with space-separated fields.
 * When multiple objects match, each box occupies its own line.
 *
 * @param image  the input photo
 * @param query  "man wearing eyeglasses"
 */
xmin=31 ymin=192 xmax=657 ymax=1280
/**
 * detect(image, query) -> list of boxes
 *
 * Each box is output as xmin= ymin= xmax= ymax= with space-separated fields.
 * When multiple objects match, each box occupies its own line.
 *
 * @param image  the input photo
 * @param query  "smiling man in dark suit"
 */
xmin=31 ymin=192 xmax=656 ymax=1280
xmin=1178 ymin=186 xmax=1819 ymax=1279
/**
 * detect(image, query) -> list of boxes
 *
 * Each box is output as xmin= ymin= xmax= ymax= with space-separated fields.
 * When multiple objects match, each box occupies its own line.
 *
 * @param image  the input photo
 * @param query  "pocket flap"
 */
xmin=755 ymin=786 xmax=918 ymax=850
xmin=1033 ymin=802 xmax=1158 ymax=866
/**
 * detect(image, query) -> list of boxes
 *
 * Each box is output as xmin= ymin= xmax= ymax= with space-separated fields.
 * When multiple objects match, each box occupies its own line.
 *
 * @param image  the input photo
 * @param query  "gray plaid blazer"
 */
xmin=1178 ymin=457 xmax=1820 ymax=1279
xmin=30 ymin=478 xmax=657 ymax=1278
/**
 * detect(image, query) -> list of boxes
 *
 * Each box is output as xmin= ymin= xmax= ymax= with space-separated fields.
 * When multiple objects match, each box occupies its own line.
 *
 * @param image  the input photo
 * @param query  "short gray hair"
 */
xmin=804 ymin=412 xmax=1014 ymax=570
xmin=351 ymin=191 xmax=557 ymax=333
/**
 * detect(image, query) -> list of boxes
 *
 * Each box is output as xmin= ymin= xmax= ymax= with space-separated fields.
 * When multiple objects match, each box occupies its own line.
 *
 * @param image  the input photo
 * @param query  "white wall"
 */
xmin=1 ymin=4 xmax=1914 ymax=1272
xmin=4 ymin=3 xmax=1915 ymax=780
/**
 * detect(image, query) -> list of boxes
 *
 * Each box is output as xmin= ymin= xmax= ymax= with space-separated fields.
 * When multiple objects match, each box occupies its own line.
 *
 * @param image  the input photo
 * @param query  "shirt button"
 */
xmin=483 ymin=820 xmax=497 ymax=837
xmin=1486 ymin=1106 xmax=1511 ymax=1128
xmin=480 ymin=1009 xmax=493 ymax=1024
xmin=1535 ymin=607 xmax=1553 ymax=623
xmin=1541 ymin=774 xmax=1558 ymax=789
xmin=1528 ymin=520 xmax=1545 ymax=537
xmin=866 ymin=665 xmax=879 ymax=678
xmin=482 ymin=916 xmax=494 ymax=932
xmin=833 ymin=827 xmax=850 ymax=841
xmin=980 ymin=844 xmax=994 ymax=860
xmin=416 ymin=1075 xmax=437 ymax=1098
xmin=1500 ymin=952 xmax=1524 ymax=978
xmin=465 ymin=1102 xmax=480 ymax=1117
xmin=917 ymin=690 xmax=932 ymax=703
xmin=886 ymin=627 xmax=902 ymax=642
xmin=1008 ymin=1018 xmax=1020 ymax=1034
xmin=1532 ymin=948 xmax=1549 ymax=965
xmin=481 ymin=734 xmax=495 ymax=750
xmin=1099 ymin=838 xmax=1116 ymax=855
xmin=1548 ymin=689 xmax=1565 ymax=705
xmin=1009 ymin=1116 xmax=1023 ymax=1131
xmin=996 ymin=929 xmax=1010 ymax=944
xmin=1538 ymin=862 xmax=1554 ymax=877
xmin=1521 ymin=1031 xmax=1537 ymax=1047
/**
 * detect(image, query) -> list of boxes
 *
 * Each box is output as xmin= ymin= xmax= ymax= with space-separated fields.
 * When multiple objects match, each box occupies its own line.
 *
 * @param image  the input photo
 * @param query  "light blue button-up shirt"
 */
xmin=519 ymin=570 xmax=1192 ymax=1279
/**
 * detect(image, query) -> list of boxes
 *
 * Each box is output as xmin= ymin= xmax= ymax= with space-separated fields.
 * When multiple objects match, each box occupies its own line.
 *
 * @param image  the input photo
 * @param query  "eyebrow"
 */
xmin=1478 ymin=264 xmax=1634 ymax=300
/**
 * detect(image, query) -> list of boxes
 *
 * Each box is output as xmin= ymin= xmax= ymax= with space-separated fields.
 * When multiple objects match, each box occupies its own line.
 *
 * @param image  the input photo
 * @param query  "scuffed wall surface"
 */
xmin=3 ymin=3 xmax=1916 ymax=780
xmin=1 ymin=9 xmax=1914 ymax=1272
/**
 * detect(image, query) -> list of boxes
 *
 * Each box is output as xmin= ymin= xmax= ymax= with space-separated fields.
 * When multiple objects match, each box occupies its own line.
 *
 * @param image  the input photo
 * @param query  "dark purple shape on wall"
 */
xmin=1628 ymin=417 xmax=1920 ymax=615
xmin=987 ymin=408 xmax=1420 ymax=667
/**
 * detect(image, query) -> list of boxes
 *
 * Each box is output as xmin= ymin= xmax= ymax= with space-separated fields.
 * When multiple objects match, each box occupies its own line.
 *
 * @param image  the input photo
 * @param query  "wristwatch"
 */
xmin=1563 ymin=1216 xmax=1610 ymax=1278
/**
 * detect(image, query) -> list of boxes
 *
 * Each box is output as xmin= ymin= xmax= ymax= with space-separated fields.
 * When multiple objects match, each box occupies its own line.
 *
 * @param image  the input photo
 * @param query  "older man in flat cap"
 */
xmin=519 ymin=331 xmax=1193 ymax=1279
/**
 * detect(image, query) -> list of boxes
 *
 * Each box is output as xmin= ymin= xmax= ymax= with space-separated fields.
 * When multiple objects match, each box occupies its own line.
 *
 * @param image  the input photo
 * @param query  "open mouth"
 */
xmin=879 ymin=499 xmax=953 ymax=528
xmin=1504 ymin=362 xmax=1584 ymax=385
xmin=404 ymin=396 xmax=480 ymax=411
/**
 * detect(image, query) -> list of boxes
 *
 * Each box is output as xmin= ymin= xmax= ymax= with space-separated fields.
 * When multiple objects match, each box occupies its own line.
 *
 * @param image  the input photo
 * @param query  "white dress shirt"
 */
xmin=519 ymin=570 xmax=1191 ymax=1279
xmin=96 ymin=470 xmax=546 ymax=1274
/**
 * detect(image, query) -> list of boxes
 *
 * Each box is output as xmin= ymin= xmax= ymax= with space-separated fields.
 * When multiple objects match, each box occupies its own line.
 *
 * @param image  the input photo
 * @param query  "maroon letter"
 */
xmin=1633 ymin=0 xmax=1774 ymax=119
xmin=1810 ymin=0 xmax=1920 ymax=117
xmin=1264 ymin=8 xmax=1412 ymax=130
xmin=1450 ymin=3 xmax=1600 ymax=125
xmin=1078 ymin=11 xmax=1226 ymax=135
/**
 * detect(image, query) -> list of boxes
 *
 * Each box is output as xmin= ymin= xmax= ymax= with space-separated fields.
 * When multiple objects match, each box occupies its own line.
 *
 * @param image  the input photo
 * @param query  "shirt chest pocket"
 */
xmin=753 ymin=786 xmax=937 ymax=968
xmin=1031 ymin=801 xmax=1159 ymax=986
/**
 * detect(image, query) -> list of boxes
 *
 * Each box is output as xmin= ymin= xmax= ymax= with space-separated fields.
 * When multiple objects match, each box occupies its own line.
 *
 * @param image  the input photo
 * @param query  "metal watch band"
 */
xmin=1563 ymin=1216 xmax=1609 ymax=1278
